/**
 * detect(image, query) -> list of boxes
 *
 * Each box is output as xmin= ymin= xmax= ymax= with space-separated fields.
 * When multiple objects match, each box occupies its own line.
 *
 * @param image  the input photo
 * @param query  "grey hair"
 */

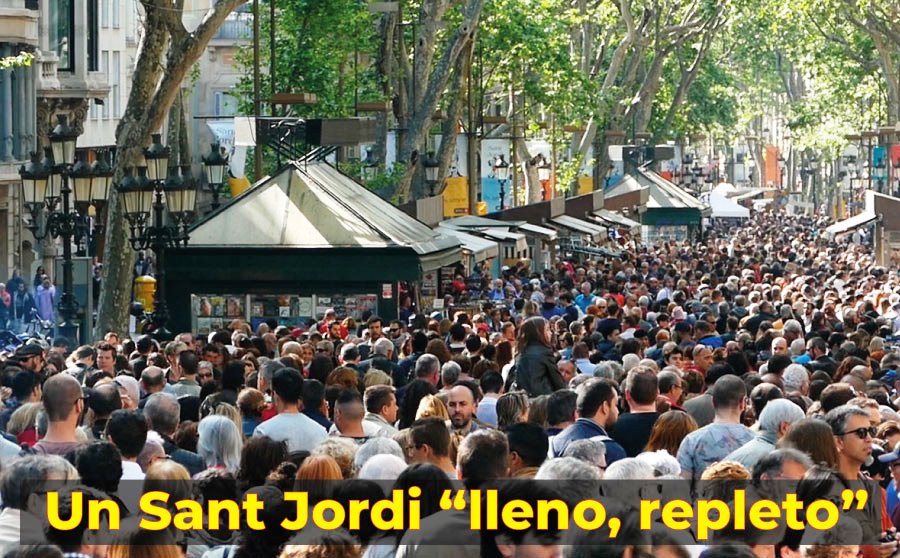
xmin=783 ymin=319 xmax=803 ymax=334
xmin=824 ymin=404 xmax=871 ymax=436
xmin=143 ymin=393 xmax=180 ymax=436
xmin=535 ymin=457 xmax=601 ymax=481
xmin=759 ymin=399 xmax=805 ymax=433
xmin=751 ymin=448 xmax=813 ymax=482
xmin=635 ymin=450 xmax=681 ymax=477
xmin=0 ymin=455 xmax=79 ymax=509
xmin=358 ymin=454 xmax=408 ymax=481
xmin=783 ymin=364 xmax=810 ymax=393
xmin=415 ymin=354 xmax=441 ymax=377
xmin=562 ymin=439 xmax=606 ymax=467
xmin=603 ymin=457 xmax=655 ymax=480
xmin=373 ymin=337 xmax=394 ymax=357
xmin=354 ymin=437 xmax=405 ymax=472
xmin=197 ymin=415 xmax=243 ymax=474
xmin=593 ymin=361 xmax=623 ymax=380
xmin=440 ymin=361 xmax=461 ymax=385
xmin=36 ymin=409 xmax=49 ymax=437
xmin=789 ymin=338 xmax=807 ymax=357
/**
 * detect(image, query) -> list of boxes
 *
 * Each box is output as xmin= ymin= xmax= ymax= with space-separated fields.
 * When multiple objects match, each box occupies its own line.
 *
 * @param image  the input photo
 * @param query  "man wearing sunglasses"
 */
xmin=826 ymin=405 xmax=876 ymax=482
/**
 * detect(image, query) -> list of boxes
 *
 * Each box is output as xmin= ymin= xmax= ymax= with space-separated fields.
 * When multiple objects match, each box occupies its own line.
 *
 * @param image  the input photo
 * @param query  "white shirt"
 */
xmin=120 ymin=460 xmax=145 ymax=481
xmin=253 ymin=412 xmax=328 ymax=453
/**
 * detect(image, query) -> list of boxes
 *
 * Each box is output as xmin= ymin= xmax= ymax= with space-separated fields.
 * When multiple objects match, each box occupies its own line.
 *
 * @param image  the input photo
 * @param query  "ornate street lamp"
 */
xmin=117 ymin=135 xmax=198 ymax=341
xmin=201 ymin=142 xmax=229 ymax=210
xmin=361 ymin=148 xmax=379 ymax=182
xmin=537 ymin=154 xmax=552 ymax=183
xmin=423 ymin=151 xmax=440 ymax=196
xmin=18 ymin=114 xmax=91 ymax=341
xmin=492 ymin=154 xmax=510 ymax=210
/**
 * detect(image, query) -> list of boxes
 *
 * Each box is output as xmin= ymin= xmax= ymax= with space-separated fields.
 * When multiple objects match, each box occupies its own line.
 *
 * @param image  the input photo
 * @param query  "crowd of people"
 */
xmin=0 ymin=209 xmax=899 ymax=558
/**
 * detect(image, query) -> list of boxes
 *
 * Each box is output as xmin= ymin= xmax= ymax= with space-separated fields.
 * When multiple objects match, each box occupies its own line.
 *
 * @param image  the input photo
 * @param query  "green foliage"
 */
xmin=0 ymin=51 xmax=34 ymax=70
xmin=233 ymin=0 xmax=383 ymax=118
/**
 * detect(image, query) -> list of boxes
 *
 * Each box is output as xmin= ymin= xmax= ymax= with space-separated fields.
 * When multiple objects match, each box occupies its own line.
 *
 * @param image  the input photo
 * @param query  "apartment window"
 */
xmin=125 ymin=0 xmax=135 ymax=43
xmin=50 ymin=0 xmax=74 ymax=71
xmin=88 ymin=0 xmax=100 ymax=71
xmin=101 ymin=0 xmax=109 ymax=28
xmin=214 ymin=91 xmax=237 ymax=116
xmin=112 ymin=51 xmax=121 ymax=117
xmin=112 ymin=0 xmax=120 ymax=28
xmin=101 ymin=51 xmax=109 ymax=118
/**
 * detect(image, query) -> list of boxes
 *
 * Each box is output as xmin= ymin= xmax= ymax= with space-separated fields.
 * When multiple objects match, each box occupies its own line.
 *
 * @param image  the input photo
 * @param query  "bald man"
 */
xmin=35 ymin=374 xmax=85 ymax=456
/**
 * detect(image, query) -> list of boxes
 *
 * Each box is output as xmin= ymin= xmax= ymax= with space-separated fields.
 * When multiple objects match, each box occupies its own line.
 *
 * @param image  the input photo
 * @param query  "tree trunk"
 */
xmin=395 ymin=0 xmax=486 ymax=201
xmin=94 ymin=0 xmax=249 ymax=339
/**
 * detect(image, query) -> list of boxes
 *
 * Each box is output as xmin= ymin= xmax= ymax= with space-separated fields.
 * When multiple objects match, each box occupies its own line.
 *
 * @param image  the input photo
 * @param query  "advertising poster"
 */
xmin=481 ymin=139 xmax=512 ymax=212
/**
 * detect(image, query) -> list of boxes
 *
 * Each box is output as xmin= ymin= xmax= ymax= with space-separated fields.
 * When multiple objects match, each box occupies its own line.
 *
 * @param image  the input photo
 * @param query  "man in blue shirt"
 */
xmin=549 ymin=378 xmax=626 ymax=465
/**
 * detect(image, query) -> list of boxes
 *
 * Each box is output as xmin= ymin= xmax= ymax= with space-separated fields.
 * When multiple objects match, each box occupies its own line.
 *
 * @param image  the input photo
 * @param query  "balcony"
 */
xmin=211 ymin=15 xmax=251 ymax=44
xmin=0 ymin=0 xmax=39 ymax=46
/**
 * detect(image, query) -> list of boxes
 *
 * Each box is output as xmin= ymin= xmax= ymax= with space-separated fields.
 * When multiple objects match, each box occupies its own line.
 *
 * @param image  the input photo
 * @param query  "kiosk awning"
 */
xmin=591 ymin=209 xmax=641 ymax=230
xmin=517 ymin=223 xmax=558 ymax=240
xmin=436 ymin=227 xmax=500 ymax=262
xmin=478 ymin=229 xmax=528 ymax=253
xmin=550 ymin=216 xmax=607 ymax=241
xmin=824 ymin=211 xmax=878 ymax=236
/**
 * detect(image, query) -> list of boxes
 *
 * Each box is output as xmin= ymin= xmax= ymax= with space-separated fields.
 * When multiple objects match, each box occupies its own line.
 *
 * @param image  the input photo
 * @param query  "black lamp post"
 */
xmin=201 ymin=142 xmax=229 ymax=210
xmin=493 ymin=154 xmax=509 ymax=210
xmin=361 ymin=148 xmax=379 ymax=182
xmin=691 ymin=159 xmax=702 ymax=195
xmin=118 ymin=134 xmax=197 ymax=341
xmin=19 ymin=115 xmax=106 ymax=341
xmin=423 ymin=151 xmax=440 ymax=196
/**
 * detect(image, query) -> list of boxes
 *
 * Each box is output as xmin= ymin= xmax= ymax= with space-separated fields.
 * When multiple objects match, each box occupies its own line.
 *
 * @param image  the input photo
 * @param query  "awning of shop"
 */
xmin=436 ymin=227 xmax=500 ymax=262
xmin=517 ymin=223 xmax=558 ymax=240
xmin=478 ymin=229 xmax=528 ymax=253
xmin=550 ymin=215 xmax=607 ymax=241
xmin=730 ymin=189 xmax=767 ymax=201
xmin=591 ymin=209 xmax=641 ymax=230
xmin=824 ymin=211 xmax=878 ymax=237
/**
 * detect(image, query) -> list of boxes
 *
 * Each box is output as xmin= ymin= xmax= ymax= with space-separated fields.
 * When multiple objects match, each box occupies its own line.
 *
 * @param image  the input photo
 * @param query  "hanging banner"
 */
xmin=481 ymin=139 xmax=511 ymax=212
xmin=443 ymin=176 xmax=469 ymax=217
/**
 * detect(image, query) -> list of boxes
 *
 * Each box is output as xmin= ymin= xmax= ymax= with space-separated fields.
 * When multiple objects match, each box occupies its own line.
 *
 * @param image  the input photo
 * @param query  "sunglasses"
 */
xmin=839 ymin=426 xmax=877 ymax=440
xmin=199 ymin=372 xmax=213 ymax=379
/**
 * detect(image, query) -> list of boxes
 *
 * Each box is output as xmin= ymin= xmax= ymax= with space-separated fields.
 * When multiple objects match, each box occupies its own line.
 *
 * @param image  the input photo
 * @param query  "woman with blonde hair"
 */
xmin=496 ymin=391 xmax=529 ymax=431
xmin=415 ymin=394 xmax=449 ymax=421
xmin=106 ymin=517 xmax=182 ymax=558
xmin=7 ymin=401 xmax=42 ymax=446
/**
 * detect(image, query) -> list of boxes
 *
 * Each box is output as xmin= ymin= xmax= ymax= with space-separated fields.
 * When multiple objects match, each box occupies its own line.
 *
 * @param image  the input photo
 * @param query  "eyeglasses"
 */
xmin=839 ymin=426 xmax=877 ymax=440
xmin=199 ymin=372 xmax=213 ymax=379
xmin=389 ymin=328 xmax=400 ymax=333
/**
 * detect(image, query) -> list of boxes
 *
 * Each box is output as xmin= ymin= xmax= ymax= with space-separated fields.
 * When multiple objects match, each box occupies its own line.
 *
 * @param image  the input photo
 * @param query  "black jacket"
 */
xmin=514 ymin=344 xmax=565 ymax=397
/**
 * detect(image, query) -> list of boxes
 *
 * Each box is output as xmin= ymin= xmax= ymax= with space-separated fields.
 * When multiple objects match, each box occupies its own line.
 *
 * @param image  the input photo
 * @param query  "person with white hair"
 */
xmin=196 ymin=415 xmax=243 ymax=474
xmin=723 ymin=399 xmax=805 ymax=470
xmin=621 ymin=353 xmax=641 ymax=374
xmin=603 ymin=457 xmax=655 ymax=480
xmin=353 ymin=437 xmax=405 ymax=473
xmin=636 ymin=450 xmax=681 ymax=477
xmin=789 ymin=338 xmax=808 ymax=362
xmin=358 ymin=454 xmax=408 ymax=481
xmin=535 ymin=457 xmax=601 ymax=481
xmin=783 ymin=364 xmax=811 ymax=396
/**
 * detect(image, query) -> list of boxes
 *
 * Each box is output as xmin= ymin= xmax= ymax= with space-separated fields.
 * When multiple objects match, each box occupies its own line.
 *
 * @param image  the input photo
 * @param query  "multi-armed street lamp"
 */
xmin=19 ymin=115 xmax=114 ymax=341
